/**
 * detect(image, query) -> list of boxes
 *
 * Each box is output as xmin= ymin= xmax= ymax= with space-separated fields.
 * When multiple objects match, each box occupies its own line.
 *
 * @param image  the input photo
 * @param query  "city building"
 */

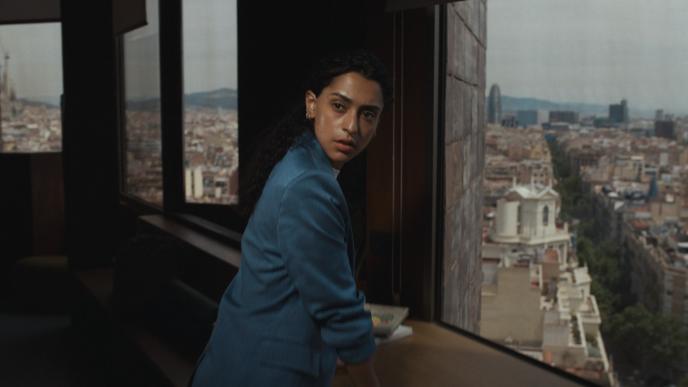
xmin=489 ymin=183 xmax=570 ymax=260
xmin=608 ymin=99 xmax=629 ymax=125
xmin=482 ymin=183 xmax=614 ymax=386
xmin=517 ymin=110 xmax=548 ymax=128
xmin=488 ymin=83 xmax=502 ymax=124
xmin=484 ymin=126 xmax=554 ymax=205
xmin=501 ymin=113 xmax=518 ymax=128
xmin=655 ymin=120 xmax=676 ymax=140
xmin=558 ymin=128 xmax=688 ymax=328
xmin=549 ymin=111 xmax=579 ymax=124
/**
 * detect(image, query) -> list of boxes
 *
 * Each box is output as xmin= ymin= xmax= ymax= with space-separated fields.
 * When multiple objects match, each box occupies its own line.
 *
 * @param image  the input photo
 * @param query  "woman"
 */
xmin=190 ymin=50 xmax=391 ymax=387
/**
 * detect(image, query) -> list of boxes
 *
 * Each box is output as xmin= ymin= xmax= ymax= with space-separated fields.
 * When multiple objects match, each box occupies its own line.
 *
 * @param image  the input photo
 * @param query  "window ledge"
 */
xmin=334 ymin=320 xmax=592 ymax=387
xmin=140 ymin=214 xmax=241 ymax=269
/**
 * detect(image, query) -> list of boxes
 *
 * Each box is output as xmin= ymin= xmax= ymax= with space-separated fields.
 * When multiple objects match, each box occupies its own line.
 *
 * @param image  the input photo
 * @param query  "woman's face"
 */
xmin=305 ymin=71 xmax=384 ymax=169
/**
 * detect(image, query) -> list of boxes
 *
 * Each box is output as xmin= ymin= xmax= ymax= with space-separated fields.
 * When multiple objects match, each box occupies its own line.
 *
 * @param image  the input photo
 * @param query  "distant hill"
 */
xmin=126 ymin=88 xmax=238 ymax=111
xmin=185 ymin=88 xmax=237 ymax=109
xmin=18 ymin=97 xmax=60 ymax=108
xmin=497 ymin=95 xmax=656 ymax=119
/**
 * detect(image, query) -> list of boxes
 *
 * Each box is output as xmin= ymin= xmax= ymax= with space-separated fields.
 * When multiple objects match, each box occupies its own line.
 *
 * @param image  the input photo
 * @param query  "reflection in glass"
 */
xmin=123 ymin=0 xmax=163 ymax=206
xmin=0 ymin=23 xmax=62 ymax=153
xmin=182 ymin=0 xmax=239 ymax=205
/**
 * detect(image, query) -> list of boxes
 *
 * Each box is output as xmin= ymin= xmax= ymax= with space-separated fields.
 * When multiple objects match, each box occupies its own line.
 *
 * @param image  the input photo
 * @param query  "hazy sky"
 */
xmin=0 ymin=0 xmax=237 ymax=101
xmin=0 ymin=23 xmax=62 ymax=101
xmin=486 ymin=0 xmax=688 ymax=115
xmin=125 ymin=0 xmax=237 ymax=99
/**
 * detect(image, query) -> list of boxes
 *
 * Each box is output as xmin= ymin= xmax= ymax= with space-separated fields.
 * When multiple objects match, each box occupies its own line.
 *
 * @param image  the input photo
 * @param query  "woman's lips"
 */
xmin=334 ymin=140 xmax=355 ymax=154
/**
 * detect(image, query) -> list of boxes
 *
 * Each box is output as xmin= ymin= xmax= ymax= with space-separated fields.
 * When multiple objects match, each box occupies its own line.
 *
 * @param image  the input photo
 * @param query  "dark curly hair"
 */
xmin=239 ymin=50 xmax=392 ymax=218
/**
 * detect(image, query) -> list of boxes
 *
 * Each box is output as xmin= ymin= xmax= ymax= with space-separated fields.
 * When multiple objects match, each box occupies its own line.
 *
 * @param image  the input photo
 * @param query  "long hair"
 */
xmin=239 ymin=50 xmax=392 ymax=218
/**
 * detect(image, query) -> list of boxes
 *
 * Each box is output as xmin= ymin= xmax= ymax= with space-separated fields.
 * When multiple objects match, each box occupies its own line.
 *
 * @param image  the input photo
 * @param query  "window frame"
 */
xmin=0 ymin=21 xmax=64 ymax=154
xmin=117 ymin=0 xmax=246 ymax=238
xmin=117 ymin=0 xmax=165 ymax=210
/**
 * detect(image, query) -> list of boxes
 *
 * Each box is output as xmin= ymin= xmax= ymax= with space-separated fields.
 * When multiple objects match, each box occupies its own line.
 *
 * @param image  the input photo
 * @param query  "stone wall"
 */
xmin=442 ymin=0 xmax=487 ymax=333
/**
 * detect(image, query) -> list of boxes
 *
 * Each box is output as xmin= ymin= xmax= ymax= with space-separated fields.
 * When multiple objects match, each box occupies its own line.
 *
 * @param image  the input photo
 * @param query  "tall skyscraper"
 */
xmin=609 ymin=99 xmax=629 ymax=124
xmin=487 ymin=84 xmax=501 ymax=124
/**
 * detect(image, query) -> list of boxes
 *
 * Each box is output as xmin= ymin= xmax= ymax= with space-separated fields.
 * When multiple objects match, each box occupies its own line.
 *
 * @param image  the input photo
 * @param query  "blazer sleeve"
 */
xmin=276 ymin=171 xmax=376 ymax=364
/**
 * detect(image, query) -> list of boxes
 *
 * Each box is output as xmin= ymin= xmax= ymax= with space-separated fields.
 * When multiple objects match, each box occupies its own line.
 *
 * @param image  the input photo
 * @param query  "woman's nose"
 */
xmin=343 ymin=112 xmax=359 ymax=136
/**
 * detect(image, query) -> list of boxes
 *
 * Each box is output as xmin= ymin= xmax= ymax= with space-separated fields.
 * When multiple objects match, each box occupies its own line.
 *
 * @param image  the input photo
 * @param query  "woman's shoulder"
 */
xmin=269 ymin=135 xmax=335 ymax=185
xmin=270 ymin=151 xmax=337 ymax=194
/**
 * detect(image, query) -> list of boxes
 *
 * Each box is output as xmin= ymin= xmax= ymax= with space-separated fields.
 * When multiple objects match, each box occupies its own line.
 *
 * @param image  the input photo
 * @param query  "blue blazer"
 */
xmin=191 ymin=130 xmax=375 ymax=387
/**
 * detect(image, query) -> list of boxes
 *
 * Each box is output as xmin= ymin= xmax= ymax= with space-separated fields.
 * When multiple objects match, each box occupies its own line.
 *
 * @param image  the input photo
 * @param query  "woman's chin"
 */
xmin=329 ymin=155 xmax=349 ymax=169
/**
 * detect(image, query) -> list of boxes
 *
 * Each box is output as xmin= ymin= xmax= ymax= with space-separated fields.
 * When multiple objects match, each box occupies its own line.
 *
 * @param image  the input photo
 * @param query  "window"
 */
xmin=122 ymin=0 xmax=163 ymax=206
xmin=0 ymin=23 xmax=62 ymax=153
xmin=182 ymin=0 xmax=239 ymax=205
xmin=478 ymin=0 xmax=688 ymax=385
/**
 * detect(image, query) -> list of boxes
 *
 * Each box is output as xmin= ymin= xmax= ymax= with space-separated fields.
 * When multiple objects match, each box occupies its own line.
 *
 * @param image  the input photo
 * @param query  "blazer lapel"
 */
xmin=301 ymin=130 xmax=357 ymax=273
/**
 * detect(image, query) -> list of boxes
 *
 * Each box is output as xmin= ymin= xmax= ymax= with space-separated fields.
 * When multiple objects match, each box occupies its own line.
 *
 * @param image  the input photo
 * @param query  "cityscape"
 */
xmin=0 ymin=52 xmax=61 ymax=152
xmin=123 ymin=94 xmax=239 ymax=206
xmin=481 ymin=85 xmax=688 ymax=386
xmin=0 ymin=47 xmax=239 ymax=207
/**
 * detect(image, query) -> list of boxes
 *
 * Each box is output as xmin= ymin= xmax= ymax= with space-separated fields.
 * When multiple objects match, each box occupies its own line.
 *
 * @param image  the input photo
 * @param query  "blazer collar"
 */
xmin=295 ymin=130 xmax=333 ymax=175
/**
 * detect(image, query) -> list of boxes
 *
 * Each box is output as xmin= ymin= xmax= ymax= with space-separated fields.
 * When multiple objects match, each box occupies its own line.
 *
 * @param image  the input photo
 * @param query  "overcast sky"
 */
xmin=0 ymin=0 xmax=237 ymax=101
xmin=0 ymin=23 xmax=62 ymax=102
xmin=486 ymin=0 xmax=688 ymax=115
xmin=124 ymin=0 xmax=237 ymax=99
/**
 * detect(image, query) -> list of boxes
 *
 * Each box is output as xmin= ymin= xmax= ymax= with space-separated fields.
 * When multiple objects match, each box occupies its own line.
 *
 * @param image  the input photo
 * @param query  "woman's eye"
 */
xmin=332 ymin=102 xmax=345 ymax=112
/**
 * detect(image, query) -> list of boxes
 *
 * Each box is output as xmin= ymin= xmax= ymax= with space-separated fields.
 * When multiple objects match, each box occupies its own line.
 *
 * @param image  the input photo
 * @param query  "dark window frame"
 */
xmin=117 ymin=0 xmax=246 ymax=240
xmin=117 ymin=0 xmax=165 ymax=211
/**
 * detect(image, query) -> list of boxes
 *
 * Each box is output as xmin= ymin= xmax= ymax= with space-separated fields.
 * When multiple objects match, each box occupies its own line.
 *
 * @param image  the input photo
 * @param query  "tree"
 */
xmin=607 ymin=305 xmax=688 ymax=380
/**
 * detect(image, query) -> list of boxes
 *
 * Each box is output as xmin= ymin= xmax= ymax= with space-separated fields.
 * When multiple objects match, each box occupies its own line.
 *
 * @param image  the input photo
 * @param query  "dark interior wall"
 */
xmin=363 ymin=7 xmax=439 ymax=319
xmin=237 ymin=0 xmax=381 ymax=184
xmin=0 ymin=153 xmax=64 ymax=289
xmin=0 ymin=155 xmax=33 ymax=284
xmin=61 ymin=0 xmax=121 ymax=268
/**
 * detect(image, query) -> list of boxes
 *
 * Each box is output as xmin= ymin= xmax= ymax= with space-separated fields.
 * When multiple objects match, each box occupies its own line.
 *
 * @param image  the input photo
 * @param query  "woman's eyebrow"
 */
xmin=328 ymin=92 xmax=353 ymax=103
xmin=329 ymin=92 xmax=382 ymax=112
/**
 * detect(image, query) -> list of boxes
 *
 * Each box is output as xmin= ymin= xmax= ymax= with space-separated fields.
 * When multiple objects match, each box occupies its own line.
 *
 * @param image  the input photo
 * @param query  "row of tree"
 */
xmin=547 ymin=137 xmax=688 ymax=387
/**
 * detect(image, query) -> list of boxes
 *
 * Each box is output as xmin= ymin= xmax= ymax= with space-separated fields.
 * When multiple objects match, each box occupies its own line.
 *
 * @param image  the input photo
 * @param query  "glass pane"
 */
xmin=0 ymin=23 xmax=62 ymax=153
xmin=182 ymin=0 xmax=239 ymax=205
xmin=473 ymin=0 xmax=688 ymax=385
xmin=122 ymin=0 xmax=163 ymax=206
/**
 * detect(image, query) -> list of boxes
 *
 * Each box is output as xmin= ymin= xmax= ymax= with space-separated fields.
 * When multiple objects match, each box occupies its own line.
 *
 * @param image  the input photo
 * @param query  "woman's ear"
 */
xmin=305 ymin=90 xmax=317 ymax=119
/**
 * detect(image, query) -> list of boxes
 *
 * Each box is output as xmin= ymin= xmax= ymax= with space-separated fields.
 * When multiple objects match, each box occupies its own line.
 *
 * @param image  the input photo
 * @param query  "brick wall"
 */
xmin=442 ymin=0 xmax=487 ymax=333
